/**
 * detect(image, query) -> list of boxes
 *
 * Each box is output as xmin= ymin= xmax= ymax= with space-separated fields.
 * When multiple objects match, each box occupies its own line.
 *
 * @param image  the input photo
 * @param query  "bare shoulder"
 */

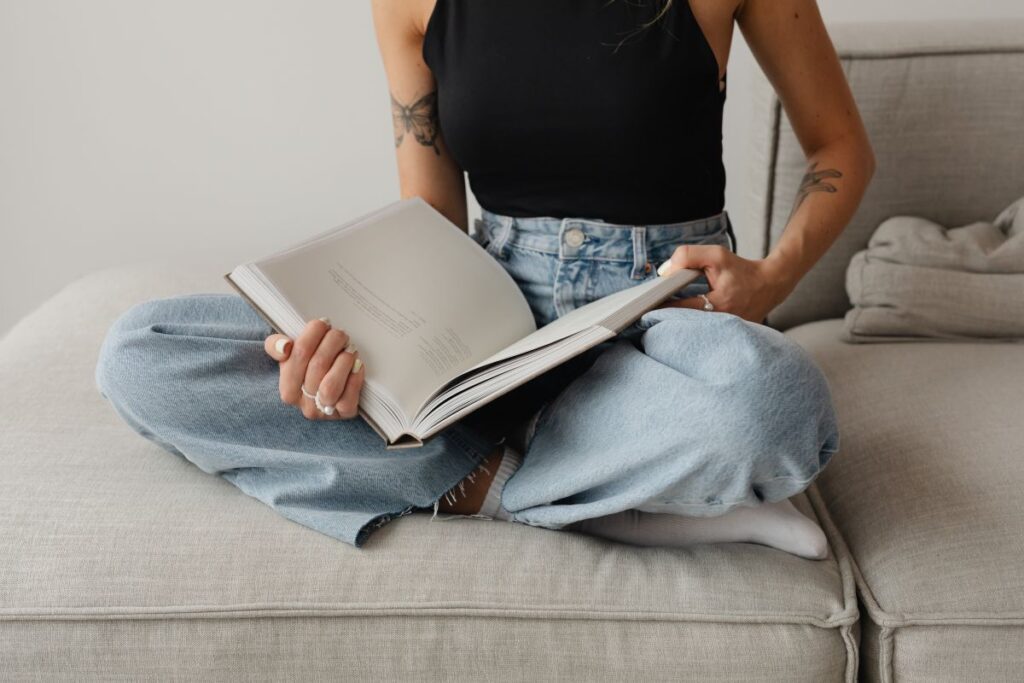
xmin=371 ymin=0 xmax=435 ymax=38
xmin=688 ymin=0 xmax=744 ymax=21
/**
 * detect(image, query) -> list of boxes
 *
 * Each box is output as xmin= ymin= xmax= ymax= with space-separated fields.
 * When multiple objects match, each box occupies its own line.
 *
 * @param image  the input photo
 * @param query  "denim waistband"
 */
xmin=478 ymin=207 xmax=736 ymax=262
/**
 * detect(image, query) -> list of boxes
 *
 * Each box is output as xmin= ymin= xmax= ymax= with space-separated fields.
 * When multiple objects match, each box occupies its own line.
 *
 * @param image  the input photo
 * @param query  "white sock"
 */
xmin=431 ymin=445 xmax=523 ymax=522
xmin=476 ymin=446 xmax=522 ymax=521
xmin=566 ymin=498 xmax=829 ymax=560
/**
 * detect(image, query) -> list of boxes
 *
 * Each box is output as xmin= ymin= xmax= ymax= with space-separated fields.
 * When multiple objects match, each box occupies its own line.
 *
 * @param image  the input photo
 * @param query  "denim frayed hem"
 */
xmin=353 ymin=505 xmax=419 ymax=548
xmin=352 ymin=426 xmax=497 ymax=547
xmin=632 ymin=471 xmax=835 ymax=520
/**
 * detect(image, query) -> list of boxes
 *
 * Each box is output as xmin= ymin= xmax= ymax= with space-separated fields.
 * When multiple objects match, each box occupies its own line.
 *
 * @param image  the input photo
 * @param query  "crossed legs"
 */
xmin=97 ymin=294 xmax=839 ymax=556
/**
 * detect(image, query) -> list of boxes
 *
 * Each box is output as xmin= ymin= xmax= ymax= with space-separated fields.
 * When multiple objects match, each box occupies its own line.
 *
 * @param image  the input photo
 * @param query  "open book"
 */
xmin=225 ymin=197 xmax=700 ymax=448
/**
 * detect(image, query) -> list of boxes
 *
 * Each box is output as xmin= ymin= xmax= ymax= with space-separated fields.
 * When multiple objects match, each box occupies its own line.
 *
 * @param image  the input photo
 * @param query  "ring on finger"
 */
xmin=301 ymin=383 xmax=334 ymax=414
xmin=316 ymin=350 xmax=358 ymax=415
xmin=699 ymin=293 xmax=714 ymax=312
xmin=314 ymin=391 xmax=334 ymax=416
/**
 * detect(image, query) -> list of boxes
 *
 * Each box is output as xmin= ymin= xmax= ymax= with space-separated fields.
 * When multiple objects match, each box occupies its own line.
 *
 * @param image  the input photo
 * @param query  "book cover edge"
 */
xmin=223 ymin=271 xmax=287 ymax=335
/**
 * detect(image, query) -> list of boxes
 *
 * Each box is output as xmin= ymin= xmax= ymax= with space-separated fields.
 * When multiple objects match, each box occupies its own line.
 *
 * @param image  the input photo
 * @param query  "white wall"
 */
xmin=2 ymin=0 xmax=1022 ymax=335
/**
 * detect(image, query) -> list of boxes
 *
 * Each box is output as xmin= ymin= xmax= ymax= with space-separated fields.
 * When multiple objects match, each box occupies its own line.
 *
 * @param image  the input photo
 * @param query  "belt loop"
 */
xmin=492 ymin=214 xmax=515 ymax=259
xmin=631 ymin=226 xmax=647 ymax=279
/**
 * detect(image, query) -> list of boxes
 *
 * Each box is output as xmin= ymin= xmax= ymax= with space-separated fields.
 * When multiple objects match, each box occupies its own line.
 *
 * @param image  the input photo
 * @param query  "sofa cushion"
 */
xmin=786 ymin=318 xmax=1024 ymax=683
xmin=0 ymin=264 xmax=858 ymax=680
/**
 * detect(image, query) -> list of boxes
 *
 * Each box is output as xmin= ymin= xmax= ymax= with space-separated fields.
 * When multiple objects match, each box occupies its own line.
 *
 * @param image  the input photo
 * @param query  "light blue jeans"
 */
xmin=94 ymin=207 xmax=840 ymax=547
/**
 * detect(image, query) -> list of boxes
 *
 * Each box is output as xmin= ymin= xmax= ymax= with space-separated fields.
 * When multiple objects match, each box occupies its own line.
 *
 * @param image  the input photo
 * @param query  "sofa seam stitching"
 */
xmin=0 ymin=607 xmax=856 ymax=628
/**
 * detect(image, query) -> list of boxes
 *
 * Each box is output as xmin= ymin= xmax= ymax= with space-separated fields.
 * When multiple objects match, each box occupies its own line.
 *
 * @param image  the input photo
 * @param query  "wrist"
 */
xmin=757 ymin=253 xmax=802 ymax=298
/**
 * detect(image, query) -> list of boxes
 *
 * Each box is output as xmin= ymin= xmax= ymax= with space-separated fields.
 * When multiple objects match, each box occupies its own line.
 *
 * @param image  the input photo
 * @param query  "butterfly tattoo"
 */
xmin=391 ymin=91 xmax=441 ymax=156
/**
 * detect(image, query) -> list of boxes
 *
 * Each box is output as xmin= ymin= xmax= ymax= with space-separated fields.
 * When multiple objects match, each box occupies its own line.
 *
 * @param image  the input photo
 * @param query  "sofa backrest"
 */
xmin=738 ymin=20 xmax=1024 ymax=331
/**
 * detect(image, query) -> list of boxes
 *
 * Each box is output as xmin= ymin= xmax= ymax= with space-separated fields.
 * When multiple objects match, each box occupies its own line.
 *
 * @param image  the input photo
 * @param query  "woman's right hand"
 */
xmin=263 ymin=317 xmax=365 ymax=421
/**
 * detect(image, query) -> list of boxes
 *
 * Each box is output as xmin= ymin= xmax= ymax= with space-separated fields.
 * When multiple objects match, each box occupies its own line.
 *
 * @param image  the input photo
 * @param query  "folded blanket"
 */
xmin=842 ymin=196 xmax=1024 ymax=343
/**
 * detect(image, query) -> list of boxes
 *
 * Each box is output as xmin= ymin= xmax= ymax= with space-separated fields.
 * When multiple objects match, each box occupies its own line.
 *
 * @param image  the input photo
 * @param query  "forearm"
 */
xmin=761 ymin=134 xmax=876 ymax=291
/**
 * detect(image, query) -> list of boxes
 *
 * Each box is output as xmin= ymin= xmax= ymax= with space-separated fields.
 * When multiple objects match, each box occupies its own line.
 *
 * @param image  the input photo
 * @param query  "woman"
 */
xmin=95 ymin=0 xmax=873 ymax=558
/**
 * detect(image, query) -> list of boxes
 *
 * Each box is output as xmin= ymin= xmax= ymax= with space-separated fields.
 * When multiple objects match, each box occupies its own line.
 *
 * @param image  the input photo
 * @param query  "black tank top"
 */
xmin=422 ymin=0 xmax=726 ymax=225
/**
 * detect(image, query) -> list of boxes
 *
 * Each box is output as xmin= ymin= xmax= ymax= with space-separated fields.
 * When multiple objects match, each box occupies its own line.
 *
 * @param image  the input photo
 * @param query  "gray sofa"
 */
xmin=2 ymin=19 xmax=1021 ymax=682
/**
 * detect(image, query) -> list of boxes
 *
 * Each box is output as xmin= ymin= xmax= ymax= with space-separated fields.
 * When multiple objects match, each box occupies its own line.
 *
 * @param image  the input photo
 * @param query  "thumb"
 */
xmin=264 ymin=334 xmax=293 ymax=362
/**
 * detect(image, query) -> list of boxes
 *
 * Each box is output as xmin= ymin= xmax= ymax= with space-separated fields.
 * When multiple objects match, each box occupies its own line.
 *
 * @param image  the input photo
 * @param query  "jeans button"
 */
xmin=564 ymin=228 xmax=585 ymax=248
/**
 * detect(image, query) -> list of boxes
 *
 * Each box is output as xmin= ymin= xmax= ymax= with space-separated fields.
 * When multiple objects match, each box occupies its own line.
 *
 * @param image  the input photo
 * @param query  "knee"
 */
xmin=95 ymin=293 xmax=254 ymax=399
xmin=96 ymin=292 xmax=274 ymax=421
xmin=94 ymin=295 xmax=227 ymax=411
xmin=639 ymin=308 xmax=841 ymax=498
xmin=735 ymin=340 xmax=840 ymax=498
xmin=95 ymin=298 xmax=170 ymax=408
xmin=744 ymin=344 xmax=840 ymax=501
xmin=690 ymin=410 xmax=838 ymax=511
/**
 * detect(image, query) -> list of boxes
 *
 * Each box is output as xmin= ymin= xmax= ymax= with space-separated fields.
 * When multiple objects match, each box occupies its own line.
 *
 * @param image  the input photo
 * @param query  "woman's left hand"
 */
xmin=656 ymin=244 xmax=798 ymax=324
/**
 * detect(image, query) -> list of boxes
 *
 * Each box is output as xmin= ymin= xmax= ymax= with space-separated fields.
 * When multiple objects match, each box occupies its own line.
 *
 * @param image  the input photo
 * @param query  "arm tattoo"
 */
xmin=390 ymin=90 xmax=441 ymax=156
xmin=791 ymin=162 xmax=843 ymax=216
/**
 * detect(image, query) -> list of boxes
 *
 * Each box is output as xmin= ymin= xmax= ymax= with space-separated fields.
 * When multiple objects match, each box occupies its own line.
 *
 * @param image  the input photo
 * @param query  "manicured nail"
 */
xmin=274 ymin=338 xmax=292 ymax=355
xmin=322 ymin=403 xmax=335 ymax=415
xmin=317 ymin=316 xmax=331 ymax=327
xmin=352 ymin=358 xmax=363 ymax=373
xmin=344 ymin=343 xmax=357 ymax=354
xmin=657 ymin=260 xmax=673 ymax=277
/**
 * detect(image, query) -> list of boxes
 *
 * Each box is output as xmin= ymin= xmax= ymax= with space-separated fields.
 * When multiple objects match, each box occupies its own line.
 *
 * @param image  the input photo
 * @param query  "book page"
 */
xmin=418 ymin=327 xmax=615 ymax=440
xmin=414 ymin=269 xmax=699 ymax=438
xmin=417 ymin=327 xmax=601 ymax=427
xmin=467 ymin=266 xmax=701 ymax=371
xmin=254 ymin=198 xmax=536 ymax=420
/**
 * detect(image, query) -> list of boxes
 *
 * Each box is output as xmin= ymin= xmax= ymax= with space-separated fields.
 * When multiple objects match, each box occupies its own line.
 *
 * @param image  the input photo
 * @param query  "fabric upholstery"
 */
xmin=0 ymin=264 xmax=858 ymax=681
xmin=737 ymin=20 xmax=1024 ymax=330
xmin=786 ymin=318 xmax=1024 ymax=682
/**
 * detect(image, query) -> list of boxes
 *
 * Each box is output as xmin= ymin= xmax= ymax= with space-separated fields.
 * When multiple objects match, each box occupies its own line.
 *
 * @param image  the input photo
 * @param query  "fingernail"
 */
xmin=322 ymin=404 xmax=335 ymax=415
xmin=274 ymin=338 xmax=292 ymax=355
xmin=657 ymin=260 xmax=672 ymax=276
xmin=353 ymin=358 xmax=363 ymax=373
xmin=344 ymin=343 xmax=357 ymax=354
xmin=317 ymin=316 xmax=331 ymax=327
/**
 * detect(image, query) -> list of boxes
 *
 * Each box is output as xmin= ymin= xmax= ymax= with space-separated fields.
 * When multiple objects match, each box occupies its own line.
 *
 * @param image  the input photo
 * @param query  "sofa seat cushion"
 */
xmin=0 ymin=264 xmax=858 ymax=681
xmin=786 ymin=318 xmax=1024 ymax=683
